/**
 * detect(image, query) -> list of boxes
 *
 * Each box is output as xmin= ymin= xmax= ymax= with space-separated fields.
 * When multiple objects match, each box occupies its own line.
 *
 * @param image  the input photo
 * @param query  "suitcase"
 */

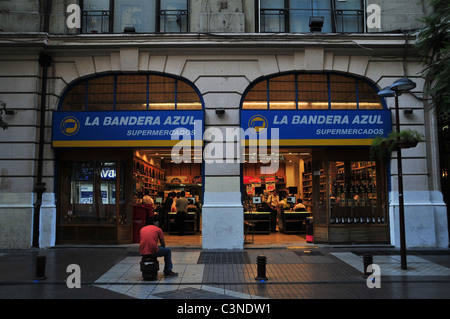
xmin=140 ymin=256 xmax=159 ymax=281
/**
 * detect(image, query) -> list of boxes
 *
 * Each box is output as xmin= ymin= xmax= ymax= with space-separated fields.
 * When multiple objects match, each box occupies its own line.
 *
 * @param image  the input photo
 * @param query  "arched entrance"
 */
xmin=53 ymin=72 xmax=204 ymax=245
xmin=240 ymin=72 xmax=391 ymax=245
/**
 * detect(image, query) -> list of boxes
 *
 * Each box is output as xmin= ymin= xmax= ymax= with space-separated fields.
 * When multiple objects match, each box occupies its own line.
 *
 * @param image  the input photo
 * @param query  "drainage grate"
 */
xmin=197 ymin=251 xmax=251 ymax=264
xmin=294 ymin=250 xmax=324 ymax=256
xmin=153 ymin=287 xmax=240 ymax=299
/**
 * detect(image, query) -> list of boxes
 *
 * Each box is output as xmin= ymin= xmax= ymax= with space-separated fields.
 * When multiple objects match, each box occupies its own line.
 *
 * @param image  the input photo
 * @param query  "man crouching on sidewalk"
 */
xmin=140 ymin=217 xmax=178 ymax=277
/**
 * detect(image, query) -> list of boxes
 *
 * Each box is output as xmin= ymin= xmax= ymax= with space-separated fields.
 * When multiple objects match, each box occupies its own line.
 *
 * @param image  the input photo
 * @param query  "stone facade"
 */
xmin=0 ymin=0 xmax=447 ymax=249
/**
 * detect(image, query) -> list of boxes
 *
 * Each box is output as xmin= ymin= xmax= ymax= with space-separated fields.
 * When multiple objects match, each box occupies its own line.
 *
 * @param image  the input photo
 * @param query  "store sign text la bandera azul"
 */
xmin=53 ymin=109 xmax=391 ymax=148
xmin=52 ymin=109 xmax=391 ymax=174
xmin=52 ymin=110 xmax=203 ymax=148
xmin=241 ymin=109 xmax=392 ymax=146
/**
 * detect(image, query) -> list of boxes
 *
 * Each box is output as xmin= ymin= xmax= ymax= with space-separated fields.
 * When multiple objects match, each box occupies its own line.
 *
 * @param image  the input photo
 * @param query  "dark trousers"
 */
xmin=176 ymin=211 xmax=186 ymax=235
xmin=270 ymin=208 xmax=277 ymax=232
xmin=142 ymin=246 xmax=173 ymax=274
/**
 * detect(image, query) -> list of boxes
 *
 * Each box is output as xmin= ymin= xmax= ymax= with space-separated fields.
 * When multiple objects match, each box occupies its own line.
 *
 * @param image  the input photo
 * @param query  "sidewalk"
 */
xmin=0 ymin=244 xmax=449 ymax=300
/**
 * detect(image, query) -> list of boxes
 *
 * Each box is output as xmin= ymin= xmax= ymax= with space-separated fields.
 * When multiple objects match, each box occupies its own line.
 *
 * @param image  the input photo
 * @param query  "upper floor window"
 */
xmin=82 ymin=0 xmax=188 ymax=33
xmin=242 ymin=73 xmax=383 ymax=110
xmin=259 ymin=0 xmax=364 ymax=33
xmin=60 ymin=73 xmax=202 ymax=111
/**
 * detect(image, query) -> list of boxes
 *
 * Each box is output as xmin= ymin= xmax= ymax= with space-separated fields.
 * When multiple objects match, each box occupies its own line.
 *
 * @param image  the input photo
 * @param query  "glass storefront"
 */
xmin=56 ymin=148 xmax=203 ymax=244
xmin=240 ymin=72 xmax=391 ymax=244
xmin=54 ymin=72 xmax=204 ymax=245
xmin=328 ymin=160 xmax=381 ymax=225
xmin=57 ymin=149 xmax=134 ymax=244
xmin=241 ymin=147 xmax=389 ymax=244
xmin=54 ymin=71 xmax=391 ymax=245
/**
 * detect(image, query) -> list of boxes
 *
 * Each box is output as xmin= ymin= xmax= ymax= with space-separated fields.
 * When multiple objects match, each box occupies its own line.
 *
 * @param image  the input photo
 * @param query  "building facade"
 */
xmin=0 ymin=0 xmax=448 ymax=249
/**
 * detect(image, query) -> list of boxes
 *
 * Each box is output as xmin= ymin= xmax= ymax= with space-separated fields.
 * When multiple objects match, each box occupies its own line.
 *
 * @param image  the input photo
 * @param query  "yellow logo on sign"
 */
xmin=61 ymin=116 xmax=80 ymax=136
xmin=248 ymin=115 xmax=268 ymax=134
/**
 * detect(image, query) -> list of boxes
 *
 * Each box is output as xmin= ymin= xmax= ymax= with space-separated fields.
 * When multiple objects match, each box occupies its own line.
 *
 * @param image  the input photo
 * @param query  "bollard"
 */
xmin=363 ymin=254 xmax=373 ymax=278
xmin=35 ymin=255 xmax=47 ymax=280
xmin=255 ymin=255 xmax=268 ymax=281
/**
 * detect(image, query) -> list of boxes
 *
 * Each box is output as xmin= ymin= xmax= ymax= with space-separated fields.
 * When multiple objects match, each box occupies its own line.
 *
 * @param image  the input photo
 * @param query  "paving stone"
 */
xmin=1 ymin=247 xmax=449 ymax=299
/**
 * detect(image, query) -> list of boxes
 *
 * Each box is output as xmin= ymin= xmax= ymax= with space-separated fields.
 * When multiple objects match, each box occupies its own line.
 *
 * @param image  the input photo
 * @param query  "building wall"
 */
xmin=0 ymin=0 xmax=448 ymax=249
xmin=0 ymin=0 xmax=41 ymax=32
xmin=368 ymin=0 xmax=430 ymax=32
xmin=0 ymin=0 xmax=429 ymax=33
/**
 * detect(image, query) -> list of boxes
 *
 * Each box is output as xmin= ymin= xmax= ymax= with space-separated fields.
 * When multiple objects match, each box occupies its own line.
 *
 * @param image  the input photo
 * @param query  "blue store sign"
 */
xmin=241 ymin=110 xmax=392 ymax=146
xmin=52 ymin=110 xmax=204 ymax=148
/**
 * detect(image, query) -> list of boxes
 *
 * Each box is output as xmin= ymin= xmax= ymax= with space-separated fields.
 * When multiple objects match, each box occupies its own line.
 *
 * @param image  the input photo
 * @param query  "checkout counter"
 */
xmin=244 ymin=211 xmax=271 ymax=234
xmin=279 ymin=210 xmax=311 ymax=233
xmin=244 ymin=196 xmax=272 ymax=234
xmin=167 ymin=211 xmax=198 ymax=234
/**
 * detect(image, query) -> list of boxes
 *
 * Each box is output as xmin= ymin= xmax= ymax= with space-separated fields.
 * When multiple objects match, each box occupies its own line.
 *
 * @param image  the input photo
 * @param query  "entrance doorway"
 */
xmin=242 ymin=147 xmax=389 ymax=245
xmin=133 ymin=148 xmax=203 ymax=247
xmin=239 ymin=71 xmax=391 ymax=245
xmin=53 ymin=72 xmax=205 ymax=246
xmin=56 ymin=147 xmax=204 ymax=246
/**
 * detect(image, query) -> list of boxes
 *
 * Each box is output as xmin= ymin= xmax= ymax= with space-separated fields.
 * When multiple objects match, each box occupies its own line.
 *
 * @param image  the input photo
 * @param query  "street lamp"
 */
xmin=378 ymin=77 xmax=416 ymax=270
xmin=390 ymin=78 xmax=417 ymax=92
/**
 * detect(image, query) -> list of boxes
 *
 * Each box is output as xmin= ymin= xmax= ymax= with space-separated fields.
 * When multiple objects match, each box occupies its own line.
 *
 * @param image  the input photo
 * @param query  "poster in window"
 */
xmin=119 ymin=5 xmax=142 ymax=31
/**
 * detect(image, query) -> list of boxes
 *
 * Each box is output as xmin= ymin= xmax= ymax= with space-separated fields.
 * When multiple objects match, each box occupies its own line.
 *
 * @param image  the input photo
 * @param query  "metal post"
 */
xmin=33 ymin=53 xmax=51 ymax=248
xmin=395 ymin=94 xmax=407 ymax=270
xmin=363 ymin=254 xmax=373 ymax=277
xmin=379 ymin=78 xmax=415 ymax=270
xmin=35 ymin=255 xmax=47 ymax=280
xmin=255 ymin=255 xmax=268 ymax=281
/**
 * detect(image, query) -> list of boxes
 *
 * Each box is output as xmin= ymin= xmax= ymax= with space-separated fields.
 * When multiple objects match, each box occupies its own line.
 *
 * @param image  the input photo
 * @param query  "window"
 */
xmin=269 ymin=74 xmax=296 ymax=109
xmin=333 ymin=0 xmax=364 ymax=32
xmin=329 ymin=161 xmax=386 ymax=225
xmin=116 ymin=75 xmax=148 ymax=110
xmin=358 ymin=81 xmax=384 ymax=109
xmin=71 ymin=162 xmax=95 ymax=205
xmin=113 ymin=0 xmax=157 ymax=33
xmin=242 ymin=81 xmax=268 ymax=109
xmin=259 ymin=0 xmax=286 ymax=33
xmin=82 ymin=0 xmax=111 ymax=33
xmin=86 ymin=75 xmax=114 ymax=111
xmin=60 ymin=73 xmax=202 ymax=111
xmin=71 ymin=162 xmax=117 ymax=206
xmin=82 ymin=0 xmax=188 ymax=33
xmin=297 ymin=74 xmax=329 ymax=109
xmin=290 ymin=0 xmax=332 ymax=33
xmin=242 ymin=73 xmax=383 ymax=110
xmin=176 ymin=80 xmax=203 ymax=109
xmin=259 ymin=0 xmax=364 ymax=33
xmin=148 ymin=75 xmax=176 ymax=109
xmin=160 ymin=0 xmax=188 ymax=32
xmin=329 ymin=74 xmax=357 ymax=109
xmin=66 ymin=161 xmax=118 ymax=224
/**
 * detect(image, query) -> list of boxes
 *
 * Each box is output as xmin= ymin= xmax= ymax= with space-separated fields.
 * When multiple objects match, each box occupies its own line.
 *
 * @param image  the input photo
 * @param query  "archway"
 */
xmin=53 ymin=72 xmax=204 ymax=245
xmin=240 ymin=72 xmax=391 ymax=245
